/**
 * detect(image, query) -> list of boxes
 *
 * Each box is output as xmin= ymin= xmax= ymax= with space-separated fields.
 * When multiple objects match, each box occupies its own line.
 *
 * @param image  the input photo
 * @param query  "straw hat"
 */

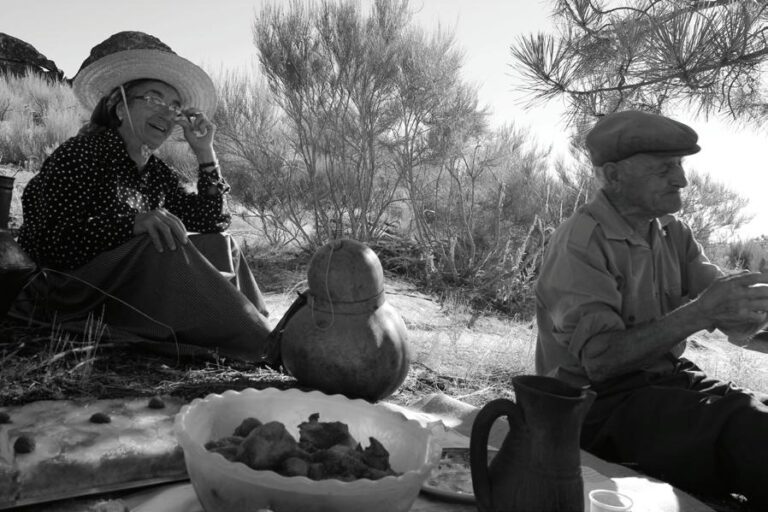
xmin=73 ymin=31 xmax=216 ymax=118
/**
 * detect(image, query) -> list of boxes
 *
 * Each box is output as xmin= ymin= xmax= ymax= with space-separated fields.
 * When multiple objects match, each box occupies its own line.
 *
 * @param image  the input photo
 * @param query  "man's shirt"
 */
xmin=535 ymin=190 xmax=721 ymax=387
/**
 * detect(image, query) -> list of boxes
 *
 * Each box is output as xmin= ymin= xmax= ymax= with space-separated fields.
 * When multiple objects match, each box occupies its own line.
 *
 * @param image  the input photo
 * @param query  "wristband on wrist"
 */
xmin=199 ymin=161 xmax=219 ymax=170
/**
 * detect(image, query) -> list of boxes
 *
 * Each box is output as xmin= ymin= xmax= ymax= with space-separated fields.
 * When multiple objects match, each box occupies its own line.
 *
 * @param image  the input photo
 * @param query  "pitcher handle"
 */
xmin=470 ymin=398 xmax=523 ymax=512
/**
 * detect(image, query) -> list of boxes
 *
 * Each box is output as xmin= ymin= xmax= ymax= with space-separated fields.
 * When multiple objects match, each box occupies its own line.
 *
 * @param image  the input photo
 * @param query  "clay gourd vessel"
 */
xmin=280 ymin=239 xmax=410 ymax=402
xmin=470 ymin=375 xmax=596 ymax=512
xmin=0 ymin=229 xmax=36 ymax=316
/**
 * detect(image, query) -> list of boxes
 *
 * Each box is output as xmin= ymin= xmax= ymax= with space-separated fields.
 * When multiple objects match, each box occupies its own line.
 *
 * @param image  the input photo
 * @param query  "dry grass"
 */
xmin=3 ymin=263 xmax=767 ymax=408
xmin=0 ymin=261 xmax=542 ymax=409
xmin=2 ymin=256 xmax=763 ymax=512
xmin=0 ymin=317 xmax=298 ymax=406
xmin=684 ymin=331 xmax=768 ymax=394
xmin=0 ymin=72 xmax=84 ymax=166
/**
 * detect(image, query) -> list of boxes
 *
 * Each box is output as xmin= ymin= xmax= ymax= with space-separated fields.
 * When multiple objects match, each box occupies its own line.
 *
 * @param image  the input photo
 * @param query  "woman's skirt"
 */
xmin=8 ymin=233 xmax=278 ymax=364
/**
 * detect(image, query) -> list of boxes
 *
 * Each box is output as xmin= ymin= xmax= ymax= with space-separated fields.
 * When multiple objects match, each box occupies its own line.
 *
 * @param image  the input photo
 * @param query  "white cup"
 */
xmin=589 ymin=489 xmax=633 ymax=512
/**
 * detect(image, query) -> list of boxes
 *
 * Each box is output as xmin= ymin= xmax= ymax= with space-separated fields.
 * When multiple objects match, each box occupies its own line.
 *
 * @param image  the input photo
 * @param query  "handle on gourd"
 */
xmin=470 ymin=398 xmax=521 ymax=512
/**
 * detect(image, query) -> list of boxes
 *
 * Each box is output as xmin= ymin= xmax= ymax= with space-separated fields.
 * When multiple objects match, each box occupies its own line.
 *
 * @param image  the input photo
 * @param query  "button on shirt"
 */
xmin=535 ymin=190 xmax=722 ymax=387
xmin=18 ymin=128 xmax=231 ymax=270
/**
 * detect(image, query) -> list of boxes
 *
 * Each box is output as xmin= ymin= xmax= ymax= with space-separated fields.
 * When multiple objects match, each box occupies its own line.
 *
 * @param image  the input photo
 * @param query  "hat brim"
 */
xmin=594 ymin=145 xmax=702 ymax=166
xmin=642 ymin=145 xmax=702 ymax=160
xmin=73 ymin=49 xmax=216 ymax=118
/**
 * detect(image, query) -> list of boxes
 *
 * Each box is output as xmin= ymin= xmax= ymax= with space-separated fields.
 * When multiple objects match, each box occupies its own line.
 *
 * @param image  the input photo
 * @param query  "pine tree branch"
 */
xmin=557 ymin=45 xmax=768 ymax=96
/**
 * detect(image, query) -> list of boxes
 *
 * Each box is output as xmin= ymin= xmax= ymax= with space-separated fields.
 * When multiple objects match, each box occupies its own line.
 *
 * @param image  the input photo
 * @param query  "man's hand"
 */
xmin=695 ymin=272 xmax=768 ymax=331
xmin=582 ymin=272 xmax=768 ymax=382
xmin=133 ymin=208 xmax=189 ymax=252
xmin=719 ymin=317 xmax=768 ymax=343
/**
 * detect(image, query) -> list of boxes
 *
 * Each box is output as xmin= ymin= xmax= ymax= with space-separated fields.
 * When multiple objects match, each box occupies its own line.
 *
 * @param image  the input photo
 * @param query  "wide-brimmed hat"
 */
xmin=585 ymin=110 xmax=700 ymax=166
xmin=73 ymin=31 xmax=216 ymax=117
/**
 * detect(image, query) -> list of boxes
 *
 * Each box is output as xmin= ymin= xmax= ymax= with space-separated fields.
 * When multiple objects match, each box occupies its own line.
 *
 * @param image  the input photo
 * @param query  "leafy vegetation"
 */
xmin=726 ymin=237 xmax=768 ymax=272
xmin=511 ymin=0 xmax=768 ymax=123
xmin=679 ymin=169 xmax=754 ymax=245
xmin=2 ymin=7 xmax=767 ymax=508
xmin=0 ymin=71 xmax=84 ymax=167
xmin=1 ymin=0 xmax=764 ymax=320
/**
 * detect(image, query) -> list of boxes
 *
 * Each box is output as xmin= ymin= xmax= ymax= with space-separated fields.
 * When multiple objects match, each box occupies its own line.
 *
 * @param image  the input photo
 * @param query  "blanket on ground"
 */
xmin=120 ymin=393 xmax=714 ymax=512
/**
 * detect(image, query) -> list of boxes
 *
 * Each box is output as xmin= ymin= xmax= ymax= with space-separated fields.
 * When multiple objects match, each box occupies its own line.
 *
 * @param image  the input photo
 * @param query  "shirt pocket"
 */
xmin=616 ymin=274 xmax=640 ymax=327
xmin=664 ymin=275 xmax=684 ymax=311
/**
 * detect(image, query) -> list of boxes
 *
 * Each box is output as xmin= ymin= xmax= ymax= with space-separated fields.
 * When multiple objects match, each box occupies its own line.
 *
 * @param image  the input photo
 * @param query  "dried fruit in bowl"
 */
xmin=205 ymin=413 xmax=401 ymax=481
xmin=298 ymin=412 xmax=357 ymax=450
xmin=238 ymin=422 xmax=303 ymax=470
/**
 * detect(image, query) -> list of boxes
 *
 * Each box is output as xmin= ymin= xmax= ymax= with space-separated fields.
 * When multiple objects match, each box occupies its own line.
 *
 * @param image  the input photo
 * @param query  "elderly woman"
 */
xmin=10 ymin=32 xmax=276 ymax=364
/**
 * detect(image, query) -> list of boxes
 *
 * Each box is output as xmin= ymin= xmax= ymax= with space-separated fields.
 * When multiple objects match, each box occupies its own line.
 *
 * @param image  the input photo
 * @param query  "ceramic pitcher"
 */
xmin=470 ymin=375 xmax=596 ymax=512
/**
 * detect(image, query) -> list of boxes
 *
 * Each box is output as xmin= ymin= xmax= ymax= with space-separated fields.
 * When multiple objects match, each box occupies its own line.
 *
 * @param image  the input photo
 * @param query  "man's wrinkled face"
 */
xmin=612 ymin=154 xmax=688 ymax=218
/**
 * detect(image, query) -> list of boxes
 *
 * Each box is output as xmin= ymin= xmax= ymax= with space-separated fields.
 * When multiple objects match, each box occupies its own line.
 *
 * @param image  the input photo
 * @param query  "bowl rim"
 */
xmin=174 ymin=387 xmax=442 ymax=490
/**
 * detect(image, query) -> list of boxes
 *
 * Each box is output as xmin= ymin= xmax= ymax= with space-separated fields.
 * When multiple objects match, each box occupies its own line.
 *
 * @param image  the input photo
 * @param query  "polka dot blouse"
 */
xmin=18 ymin=128 xmax=231 ymax=270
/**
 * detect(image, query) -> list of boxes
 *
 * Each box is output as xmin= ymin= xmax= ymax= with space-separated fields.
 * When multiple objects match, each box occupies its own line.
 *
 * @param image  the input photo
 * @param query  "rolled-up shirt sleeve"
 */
xmin=537 ymin=211 xmax=724 ymax=386
xmin=541 ymin=237 xmax=627 ymax=363
xmin=536 ymin=193 xmax=726 ymax=385
xmin=159 ymin=164 xmax=232 ymax=234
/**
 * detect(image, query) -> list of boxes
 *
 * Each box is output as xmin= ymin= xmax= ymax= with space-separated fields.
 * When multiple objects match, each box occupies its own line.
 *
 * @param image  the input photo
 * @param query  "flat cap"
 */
xmin=585 ymin=110 xmax=700 ymax=166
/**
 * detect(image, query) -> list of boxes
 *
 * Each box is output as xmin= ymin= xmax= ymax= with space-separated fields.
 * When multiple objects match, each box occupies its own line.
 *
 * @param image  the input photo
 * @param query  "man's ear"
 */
xmin=602 ymin=162 xmax=622 ymax=188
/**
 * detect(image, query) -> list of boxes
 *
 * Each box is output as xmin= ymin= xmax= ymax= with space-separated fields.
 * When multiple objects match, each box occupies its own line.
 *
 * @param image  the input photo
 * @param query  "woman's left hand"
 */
xmin=176 ymin=109 xmax=216 ymax=159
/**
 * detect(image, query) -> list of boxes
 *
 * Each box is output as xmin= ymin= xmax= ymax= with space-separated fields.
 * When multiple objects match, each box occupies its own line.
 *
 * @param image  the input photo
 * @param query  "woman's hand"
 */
xmin=133 ymin=208 xmax=189 ymax=252
xmin=176 ymin=110 xmax=216 ymax=162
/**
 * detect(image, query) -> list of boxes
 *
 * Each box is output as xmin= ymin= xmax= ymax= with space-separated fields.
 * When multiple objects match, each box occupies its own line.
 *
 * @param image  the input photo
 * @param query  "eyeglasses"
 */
xmin=133 ymin=95 xmax=184 ymax=117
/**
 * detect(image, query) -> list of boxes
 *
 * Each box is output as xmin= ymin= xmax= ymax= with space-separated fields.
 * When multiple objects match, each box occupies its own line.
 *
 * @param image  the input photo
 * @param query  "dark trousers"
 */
xmin=9 ymin=233 xmax=275 ymax=363
xmin=582 ymin=359 xmax=768 ymax=510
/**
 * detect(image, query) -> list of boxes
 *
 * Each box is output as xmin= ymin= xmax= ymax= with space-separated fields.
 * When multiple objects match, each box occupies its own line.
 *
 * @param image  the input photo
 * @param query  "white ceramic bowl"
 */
xmin=174 ymin=388 xmax=441 ymax=512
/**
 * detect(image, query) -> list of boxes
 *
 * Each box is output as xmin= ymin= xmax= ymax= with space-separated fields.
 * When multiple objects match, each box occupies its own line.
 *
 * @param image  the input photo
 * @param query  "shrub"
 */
xmin=726 ymin=238 xmax=768 ymax=272
xmin=155 ymin=135 xmax=199 ymax=181
xmin=678 ymin=169 xmax=752 ymax=245
xmin=0 ymin=72 xmax=84 ymax=166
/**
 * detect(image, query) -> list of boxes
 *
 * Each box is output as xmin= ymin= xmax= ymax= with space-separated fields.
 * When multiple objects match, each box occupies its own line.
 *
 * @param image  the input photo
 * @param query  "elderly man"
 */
xmin=535 ymin=110 xmax=768 ymax=508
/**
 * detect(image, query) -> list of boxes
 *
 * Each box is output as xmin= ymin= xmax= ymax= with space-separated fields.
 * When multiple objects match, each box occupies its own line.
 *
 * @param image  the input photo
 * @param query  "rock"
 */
xmin=89 ymin=412 xmax=111 ymax=424
xmin=13 ymin=434 xmax=35 ymax=454
xmin=0 ymin=33 xmax=65 ymax=81
xmin=147 ymin=396 xmax=165 ymax=409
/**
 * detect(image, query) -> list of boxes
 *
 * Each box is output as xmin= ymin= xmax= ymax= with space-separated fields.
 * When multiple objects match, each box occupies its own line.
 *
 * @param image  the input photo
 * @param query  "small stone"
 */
xmin=0 ymin=412 xmax=10 ymax=424
xmin=147 ymin=397 xmax=165 ymax=409
xmin=14 ymin=435 xmax=34 ymax=454
xmin=90 ymin=412 xmax=111 ymax=424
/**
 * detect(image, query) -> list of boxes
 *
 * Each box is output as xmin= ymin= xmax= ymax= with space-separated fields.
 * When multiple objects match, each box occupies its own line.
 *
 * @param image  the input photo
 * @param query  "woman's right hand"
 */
xmin=133 ymin=208 xmax=189 ymax=252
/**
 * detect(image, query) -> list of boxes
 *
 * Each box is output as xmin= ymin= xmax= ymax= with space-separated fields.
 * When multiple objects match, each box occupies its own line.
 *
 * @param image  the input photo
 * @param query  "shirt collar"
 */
xmin=103 ymin=128 xmax=161 ymax=169
xmin=586 ymin=190 xmax=670 ymax=246
xmin=103 ymin=127 xmax=125 ymax=148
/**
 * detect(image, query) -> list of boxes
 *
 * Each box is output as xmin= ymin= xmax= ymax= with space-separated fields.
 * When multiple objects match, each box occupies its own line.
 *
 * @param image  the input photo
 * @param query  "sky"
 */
xmin=3 ymin=0 xmax=767 ymax=238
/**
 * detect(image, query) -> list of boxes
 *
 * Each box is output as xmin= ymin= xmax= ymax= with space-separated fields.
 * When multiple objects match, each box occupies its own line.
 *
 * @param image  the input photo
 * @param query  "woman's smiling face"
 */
xmin=119 ymin=80 xmax=182 ymax=150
